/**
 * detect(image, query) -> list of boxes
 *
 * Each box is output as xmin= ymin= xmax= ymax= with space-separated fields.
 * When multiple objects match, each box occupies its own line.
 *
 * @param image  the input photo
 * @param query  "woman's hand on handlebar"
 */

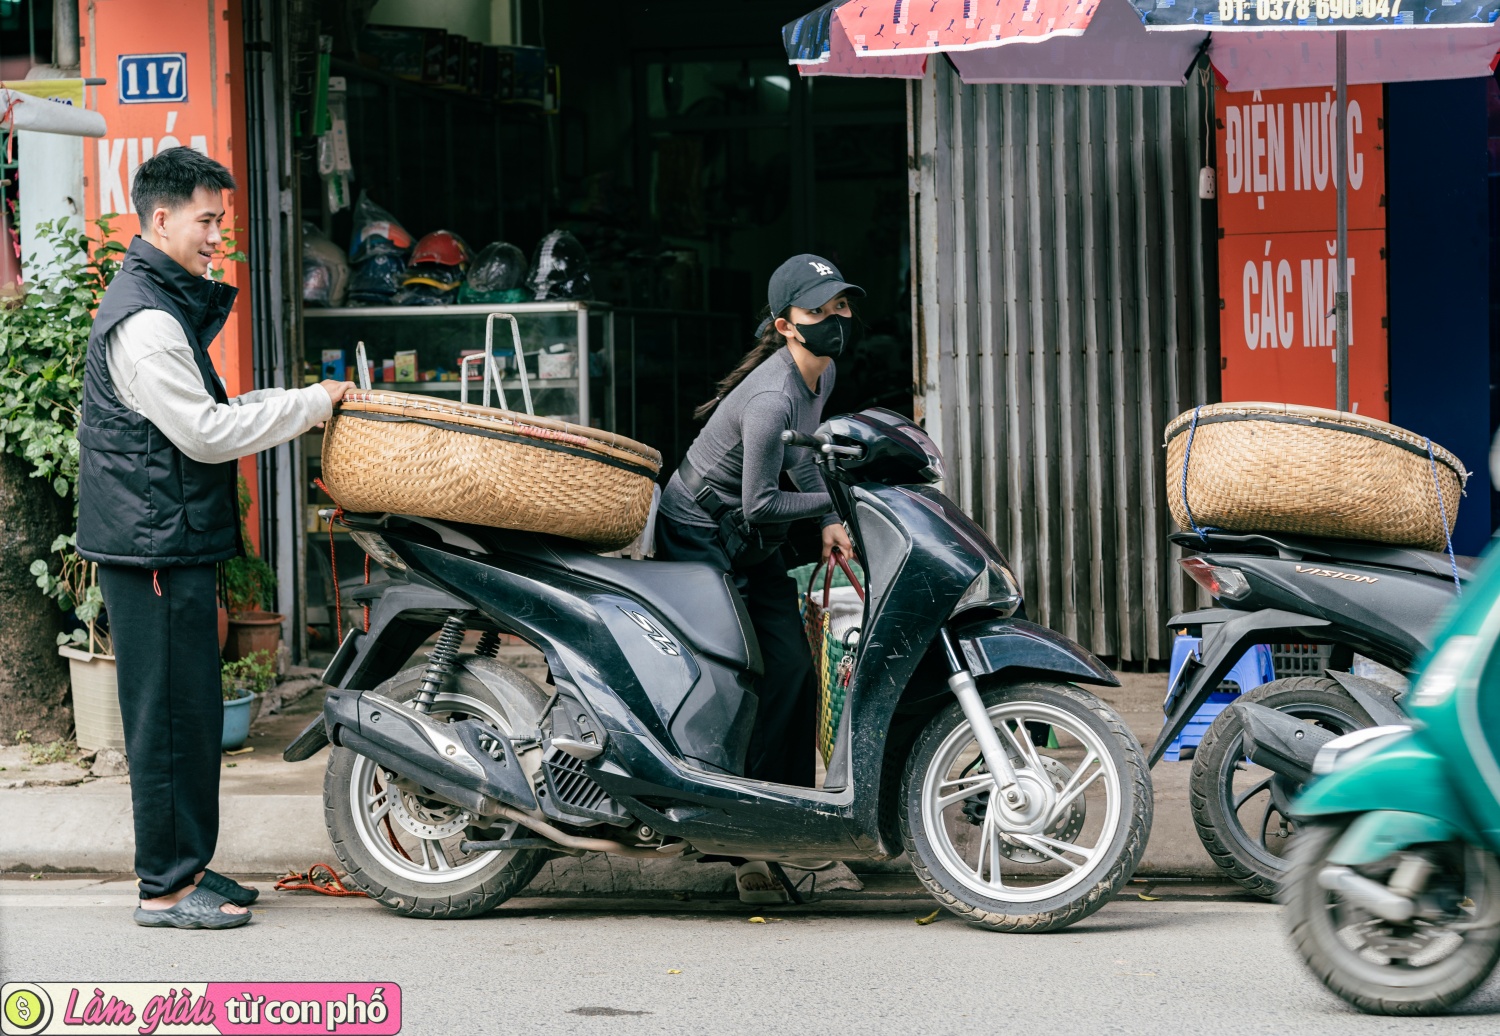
xmin=822 ymin=522 xmax=856 ymax=564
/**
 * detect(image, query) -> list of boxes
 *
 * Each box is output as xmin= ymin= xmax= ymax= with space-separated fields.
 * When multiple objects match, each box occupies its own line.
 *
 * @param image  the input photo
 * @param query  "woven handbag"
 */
xmin=803 ymin=549 xmax=866 ymax=765
xmin=321 ymin=390 xmax=662 ymax=551
xmin=1165 ymin=402 xmax=1467 ymax=551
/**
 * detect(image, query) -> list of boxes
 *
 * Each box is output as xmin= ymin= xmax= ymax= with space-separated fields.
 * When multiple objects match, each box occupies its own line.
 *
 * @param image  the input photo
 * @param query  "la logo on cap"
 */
xmin=809 ymin=262 xmax=834 ymax=276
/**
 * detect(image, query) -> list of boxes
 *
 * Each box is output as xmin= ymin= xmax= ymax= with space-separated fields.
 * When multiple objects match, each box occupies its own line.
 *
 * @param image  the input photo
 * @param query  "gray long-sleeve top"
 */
xmin=659 ymin=346 xmax=839 ymax=533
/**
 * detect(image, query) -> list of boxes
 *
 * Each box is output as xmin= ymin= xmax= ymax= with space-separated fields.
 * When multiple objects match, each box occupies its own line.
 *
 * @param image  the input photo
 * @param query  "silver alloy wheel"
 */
xmin=920 ymin=699 xmax=1121 ymax=904
xmin=347 ymin=691 xmax=512 ymax=884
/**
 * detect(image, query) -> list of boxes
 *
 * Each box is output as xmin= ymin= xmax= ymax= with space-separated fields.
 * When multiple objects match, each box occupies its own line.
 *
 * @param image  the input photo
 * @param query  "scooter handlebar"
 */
xmin=781 ymin=430 xmax=821 ymax=450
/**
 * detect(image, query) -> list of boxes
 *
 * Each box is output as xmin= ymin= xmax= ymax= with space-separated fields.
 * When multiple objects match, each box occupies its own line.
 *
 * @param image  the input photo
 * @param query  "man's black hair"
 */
xmin=131 ymin=146 xmax=236 ymax=223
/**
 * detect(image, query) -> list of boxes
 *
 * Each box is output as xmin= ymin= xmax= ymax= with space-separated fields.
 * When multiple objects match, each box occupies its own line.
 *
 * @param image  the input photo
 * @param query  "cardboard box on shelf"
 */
xmin=381 ymin=359 xmax=396 ymax=384
xmin=496 ymin=45 xmax=546 ymax=106
xmin=443 ymin=33 xmax=468 ymax=89
xmin=321 ymin=348 xmax=346 ymax=382
xmin=421 ymin=31 xmax=448 ymax=84
xmin=466 ymin=41 xmax=484 ymax=96
xmin=394 ymin=350 xmax=418 ymax=383
xmin=538 ymin=348 xmax=578 ymax=380
xmin=357 ymin=25 xmax=442 ymax=82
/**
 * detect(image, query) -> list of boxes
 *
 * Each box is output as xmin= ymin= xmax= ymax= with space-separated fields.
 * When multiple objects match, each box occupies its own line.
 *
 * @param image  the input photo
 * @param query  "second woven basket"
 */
xmin=1165 ymin=402 xmax=1467 ymax=551
xmin=322 ymin=391 xmax=662 ymax=551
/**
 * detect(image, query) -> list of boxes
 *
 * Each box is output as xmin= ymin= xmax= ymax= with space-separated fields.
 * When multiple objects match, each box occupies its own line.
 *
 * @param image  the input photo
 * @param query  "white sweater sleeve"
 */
xmin=106 ymin=309 xmax=333 ymax=465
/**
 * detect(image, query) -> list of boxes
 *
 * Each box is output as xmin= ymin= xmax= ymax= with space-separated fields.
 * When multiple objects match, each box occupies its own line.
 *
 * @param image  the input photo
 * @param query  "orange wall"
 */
xmin=80 ymin=0 xmax=261 ymax=549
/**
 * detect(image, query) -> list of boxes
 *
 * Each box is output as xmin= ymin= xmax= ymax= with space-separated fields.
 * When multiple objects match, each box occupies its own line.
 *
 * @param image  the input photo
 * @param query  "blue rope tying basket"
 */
xmin=1167 ymin=402 xmax=1467 ymax=558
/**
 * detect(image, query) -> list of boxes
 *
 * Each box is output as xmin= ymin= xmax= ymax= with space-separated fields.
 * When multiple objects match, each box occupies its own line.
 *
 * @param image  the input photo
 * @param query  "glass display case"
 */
xmin=298 ymin=301 xmax=614 ymax=644
xmin=302 ymin=301 xmax=613 ymax=428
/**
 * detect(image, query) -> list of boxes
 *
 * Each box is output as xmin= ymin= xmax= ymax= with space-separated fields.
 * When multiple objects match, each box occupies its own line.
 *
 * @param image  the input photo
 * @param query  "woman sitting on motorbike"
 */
xmin=655 ymin=254 xmax=862 ymax=898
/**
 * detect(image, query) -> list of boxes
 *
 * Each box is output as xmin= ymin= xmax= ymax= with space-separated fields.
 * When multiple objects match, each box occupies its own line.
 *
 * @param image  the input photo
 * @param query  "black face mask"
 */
xmin=794 ymin=314 xmax=859 ymax=358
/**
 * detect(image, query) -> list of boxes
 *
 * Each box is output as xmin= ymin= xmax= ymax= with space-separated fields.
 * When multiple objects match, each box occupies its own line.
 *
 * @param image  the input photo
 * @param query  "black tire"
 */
xmin=899 ymin=681 xmax=1152 ymax=933
xmin=1284 ymin=819 xmax=1500 ymax=1015
xmin=1190 ymin=676 xmax=1371 ymax=899
xmin=325 ymin=661 xmax=548 ymax=918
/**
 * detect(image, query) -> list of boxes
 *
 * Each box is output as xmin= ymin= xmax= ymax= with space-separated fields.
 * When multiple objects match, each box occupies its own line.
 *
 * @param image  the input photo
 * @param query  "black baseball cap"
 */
xmin=768 ymin=254 xmax=865 ymax=317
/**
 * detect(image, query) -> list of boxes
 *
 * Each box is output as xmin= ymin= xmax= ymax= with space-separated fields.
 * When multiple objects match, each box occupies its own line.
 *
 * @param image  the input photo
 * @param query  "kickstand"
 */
xmin=766 ymin=862 xmax=807 ymax=905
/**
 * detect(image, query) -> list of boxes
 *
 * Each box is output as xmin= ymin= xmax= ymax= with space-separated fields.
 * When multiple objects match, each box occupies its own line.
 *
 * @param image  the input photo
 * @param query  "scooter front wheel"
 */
xmin=899 ymin=681 xmax=1152 ymax=933
xmin=1285 ymin=819 xmax=1500 ymax=1015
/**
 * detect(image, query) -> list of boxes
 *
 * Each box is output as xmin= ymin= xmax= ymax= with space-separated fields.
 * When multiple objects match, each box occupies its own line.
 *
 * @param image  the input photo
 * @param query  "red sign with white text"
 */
xmin=1216 ymin=84 xmax=1389 ymax=417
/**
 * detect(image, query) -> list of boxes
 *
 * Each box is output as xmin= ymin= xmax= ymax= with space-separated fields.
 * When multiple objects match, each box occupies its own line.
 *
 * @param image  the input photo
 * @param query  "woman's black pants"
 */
xmin=97 ymin=564 xmax=222 ymax=900
xmin=654 ymin=519 xmax=816 ymax=787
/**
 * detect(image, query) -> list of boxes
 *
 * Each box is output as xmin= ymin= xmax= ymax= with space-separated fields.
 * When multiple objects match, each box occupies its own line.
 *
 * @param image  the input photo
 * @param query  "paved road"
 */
xmin=4 ymin=880 xmax=1499 ymax=1034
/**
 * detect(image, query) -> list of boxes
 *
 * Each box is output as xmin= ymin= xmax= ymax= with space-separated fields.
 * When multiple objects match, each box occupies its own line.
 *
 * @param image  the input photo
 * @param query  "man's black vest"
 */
xmin=76 ymin=237 xmax=241 ymax=567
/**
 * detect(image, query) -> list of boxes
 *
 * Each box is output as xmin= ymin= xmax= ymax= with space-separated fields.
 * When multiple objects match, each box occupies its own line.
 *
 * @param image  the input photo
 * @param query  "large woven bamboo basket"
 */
xmin=322 ymin=391 xmax=662 ymax=551
xmin=1164 ymin=402 xmax=1467 ymax=551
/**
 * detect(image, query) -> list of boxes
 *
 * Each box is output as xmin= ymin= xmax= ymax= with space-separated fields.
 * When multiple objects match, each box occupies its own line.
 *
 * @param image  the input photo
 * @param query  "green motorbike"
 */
xmin=1284 ymin=537 xmax=1500 ymax=1014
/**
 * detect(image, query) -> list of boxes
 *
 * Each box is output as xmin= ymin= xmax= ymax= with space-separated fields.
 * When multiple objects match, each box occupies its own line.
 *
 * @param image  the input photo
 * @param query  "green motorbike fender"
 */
xmin=1293 ymin=736 xmax=1484 ymax=859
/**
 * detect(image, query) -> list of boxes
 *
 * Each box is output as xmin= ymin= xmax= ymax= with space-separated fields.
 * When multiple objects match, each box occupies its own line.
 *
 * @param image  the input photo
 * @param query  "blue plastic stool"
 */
xmin=1161 ymin=635 xmax=1275 ymax=762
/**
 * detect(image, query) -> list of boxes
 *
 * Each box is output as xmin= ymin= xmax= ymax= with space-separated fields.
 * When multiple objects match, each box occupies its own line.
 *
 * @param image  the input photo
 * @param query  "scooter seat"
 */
xmin=521 ymin=537 xmax=764 ymax=673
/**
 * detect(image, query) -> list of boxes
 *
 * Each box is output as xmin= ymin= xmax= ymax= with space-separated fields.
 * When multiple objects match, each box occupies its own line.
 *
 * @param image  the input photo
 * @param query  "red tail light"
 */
xmin=1180 ymin=557 xmax=1251 ymax=600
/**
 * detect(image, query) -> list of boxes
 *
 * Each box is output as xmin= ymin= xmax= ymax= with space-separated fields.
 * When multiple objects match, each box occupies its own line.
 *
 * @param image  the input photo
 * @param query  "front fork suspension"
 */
xmin=938 ymin=628 xmax=1024 ymax=808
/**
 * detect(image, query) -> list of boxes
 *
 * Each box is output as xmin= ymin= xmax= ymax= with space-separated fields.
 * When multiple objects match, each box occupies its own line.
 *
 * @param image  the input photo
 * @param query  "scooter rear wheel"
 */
xmin=899 ymin=681 xmax=1152 ymax=933
xmin=1285 ymin=819 xmax=1500 ymax=1015
xmin=1190 ymin=676 xmax=1371 ymax=900
xmin=324 ymin=660 xmax=549 ymax=918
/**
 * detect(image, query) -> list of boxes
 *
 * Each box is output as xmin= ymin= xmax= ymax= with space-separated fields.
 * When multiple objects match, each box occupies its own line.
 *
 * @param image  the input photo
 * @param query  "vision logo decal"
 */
xmin=620 ymin=609 xmax=681 ymax=657
xmin=1294 ymin=564 xmax=1379 ymax=585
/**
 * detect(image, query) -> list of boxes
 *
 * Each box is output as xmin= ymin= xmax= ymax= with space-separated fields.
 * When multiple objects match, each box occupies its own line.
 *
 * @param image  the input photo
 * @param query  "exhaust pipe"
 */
xmin=324 ymin=690 xmax=539 ymax=815
xmin=1318 ymin=865 xmax=1416 ymax=922
xmin=1234 ymin=702 xmax=1338 ymax=785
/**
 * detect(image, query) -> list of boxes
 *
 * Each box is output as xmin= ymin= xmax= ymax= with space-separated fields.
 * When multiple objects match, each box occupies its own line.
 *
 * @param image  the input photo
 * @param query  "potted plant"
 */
xmin=220 ymin=649 xmax=274 ymax=751
xmin=223 ymin=475 xmax=283 ymax=661
xmin=31 ymin=536 xmax=126 ymax=752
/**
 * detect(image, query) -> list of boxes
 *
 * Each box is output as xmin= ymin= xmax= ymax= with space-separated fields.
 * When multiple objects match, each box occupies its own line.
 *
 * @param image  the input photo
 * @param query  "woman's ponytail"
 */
xmin=693 ymin=309 xmax=786 ymax=422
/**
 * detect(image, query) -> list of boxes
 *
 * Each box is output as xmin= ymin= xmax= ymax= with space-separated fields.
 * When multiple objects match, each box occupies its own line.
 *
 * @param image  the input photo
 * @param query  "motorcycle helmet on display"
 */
xmin=347 ymin=252 xmax=408 ymax=306
xmin=527 ymin=229 xmax=595 ymax=301
xmin=348 ymin=191 xmax=414 ymax=262
xmin=391 ymin=230 xmax=471 ymax=306
xmin=459 ymin=241 xmax=532 ymax=304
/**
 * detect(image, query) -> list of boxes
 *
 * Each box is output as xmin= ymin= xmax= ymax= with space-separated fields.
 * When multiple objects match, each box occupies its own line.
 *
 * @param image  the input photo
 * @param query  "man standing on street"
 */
xmin=76 ymin=146 xmax=353 ymax=929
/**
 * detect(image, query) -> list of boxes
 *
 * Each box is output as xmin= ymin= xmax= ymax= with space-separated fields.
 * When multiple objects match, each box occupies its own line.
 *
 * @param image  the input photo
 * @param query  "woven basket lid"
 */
xmin=1163 ymin=402 xmax=1468 ymax=486
xmin=335 ymin=390 xmax=662 ymax=476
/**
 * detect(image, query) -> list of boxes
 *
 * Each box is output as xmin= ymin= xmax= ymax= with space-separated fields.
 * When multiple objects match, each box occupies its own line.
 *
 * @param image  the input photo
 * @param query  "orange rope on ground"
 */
xmin=274 ymin=862 xmax=368 ymax=897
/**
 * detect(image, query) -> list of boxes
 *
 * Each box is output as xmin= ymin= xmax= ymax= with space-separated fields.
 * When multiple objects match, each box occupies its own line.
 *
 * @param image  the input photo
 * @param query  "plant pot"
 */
xmin=221 ymin=687 xmax=257 ymax=751
xmin=217 ymin=606 xmax=229 ymax=650
xmin=58 ymin=645 xmax=125 ymax=752
xmin=224 ymin=611 xmax=284 ymax=662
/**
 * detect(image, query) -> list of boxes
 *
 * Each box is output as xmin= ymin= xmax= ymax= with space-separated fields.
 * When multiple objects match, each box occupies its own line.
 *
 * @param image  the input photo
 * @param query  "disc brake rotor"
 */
xmin=389 ymin=789 xmax=471 ymax=841
xmin=959 ymin=757 xmax=1086 ymax=864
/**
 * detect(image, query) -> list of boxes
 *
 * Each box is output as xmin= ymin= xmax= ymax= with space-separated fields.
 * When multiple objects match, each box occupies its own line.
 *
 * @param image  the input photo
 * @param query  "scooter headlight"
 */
xmin=953 ymin=559 xmax=1022 ymax=618
xmin=1408 ymin=635 xmax=1480 ymax=708
xmin=349 ymin=531 xmax=408 ymax=572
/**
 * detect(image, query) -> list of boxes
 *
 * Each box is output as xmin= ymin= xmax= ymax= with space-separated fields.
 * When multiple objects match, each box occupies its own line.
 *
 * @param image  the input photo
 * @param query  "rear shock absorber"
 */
xmin=474 ymin=630 xmax=501 ymax=659
xmin=412 ymin=615 xmax=467 ymax=713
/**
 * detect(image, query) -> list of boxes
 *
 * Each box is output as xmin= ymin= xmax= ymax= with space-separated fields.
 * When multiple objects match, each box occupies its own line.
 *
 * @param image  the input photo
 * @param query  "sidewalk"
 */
xmin=0 ymin=661 xmax=1224 ymax=889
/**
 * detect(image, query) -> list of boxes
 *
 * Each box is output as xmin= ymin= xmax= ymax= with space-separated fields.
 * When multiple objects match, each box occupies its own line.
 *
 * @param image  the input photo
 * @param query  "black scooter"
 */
xmin=1154 ymin=529 xmax=1469 ymax=897
xmin=285 ymin=408 xmax=1152 ymax=931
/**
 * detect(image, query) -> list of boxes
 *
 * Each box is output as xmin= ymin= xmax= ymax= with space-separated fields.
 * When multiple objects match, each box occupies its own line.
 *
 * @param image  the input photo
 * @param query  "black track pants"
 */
xmin=97 ymin=564 xmax=222 ymax=899
xmin=654 ymin=519 xmax=817 ymax=787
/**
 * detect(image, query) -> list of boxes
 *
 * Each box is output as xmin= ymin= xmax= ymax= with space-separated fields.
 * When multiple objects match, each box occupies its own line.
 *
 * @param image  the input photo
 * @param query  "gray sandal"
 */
xmin=199 ymin=868 xmax=259 ymax=906
xmin=133 ymin=886 xmax=251 ymax=930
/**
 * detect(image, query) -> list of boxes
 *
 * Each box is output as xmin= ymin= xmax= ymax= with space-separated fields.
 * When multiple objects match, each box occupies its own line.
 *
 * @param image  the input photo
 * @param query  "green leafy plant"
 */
xmin=210 ymin=223 xmax=248 ymax=282
xmin=0 ymin=216 xmax=123 ymax=499
xmin=221 ymin=649 xmax=275 ymax=701
xmin=223 ymin=475 xmax=277 ymax=614
xmin=30 ymin=534 xmax=110 ymax=656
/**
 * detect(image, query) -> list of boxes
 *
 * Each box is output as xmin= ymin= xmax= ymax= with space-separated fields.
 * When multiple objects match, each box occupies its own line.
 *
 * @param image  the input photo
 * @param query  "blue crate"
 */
xmin=1161 ymin=635 xmax=1275 ymax=762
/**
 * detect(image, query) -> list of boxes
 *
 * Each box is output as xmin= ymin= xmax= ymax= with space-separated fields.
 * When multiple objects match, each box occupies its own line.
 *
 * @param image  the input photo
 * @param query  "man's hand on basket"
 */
xmin=821 ymin=522 xmax=855 ymax=564
xmin=320 ymin=380 xmax=357 ymax=406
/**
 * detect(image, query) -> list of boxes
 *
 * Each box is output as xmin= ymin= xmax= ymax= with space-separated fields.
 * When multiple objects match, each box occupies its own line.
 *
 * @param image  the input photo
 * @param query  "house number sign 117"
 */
xmin=117 ymin=53 xmax=188 ymax=104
